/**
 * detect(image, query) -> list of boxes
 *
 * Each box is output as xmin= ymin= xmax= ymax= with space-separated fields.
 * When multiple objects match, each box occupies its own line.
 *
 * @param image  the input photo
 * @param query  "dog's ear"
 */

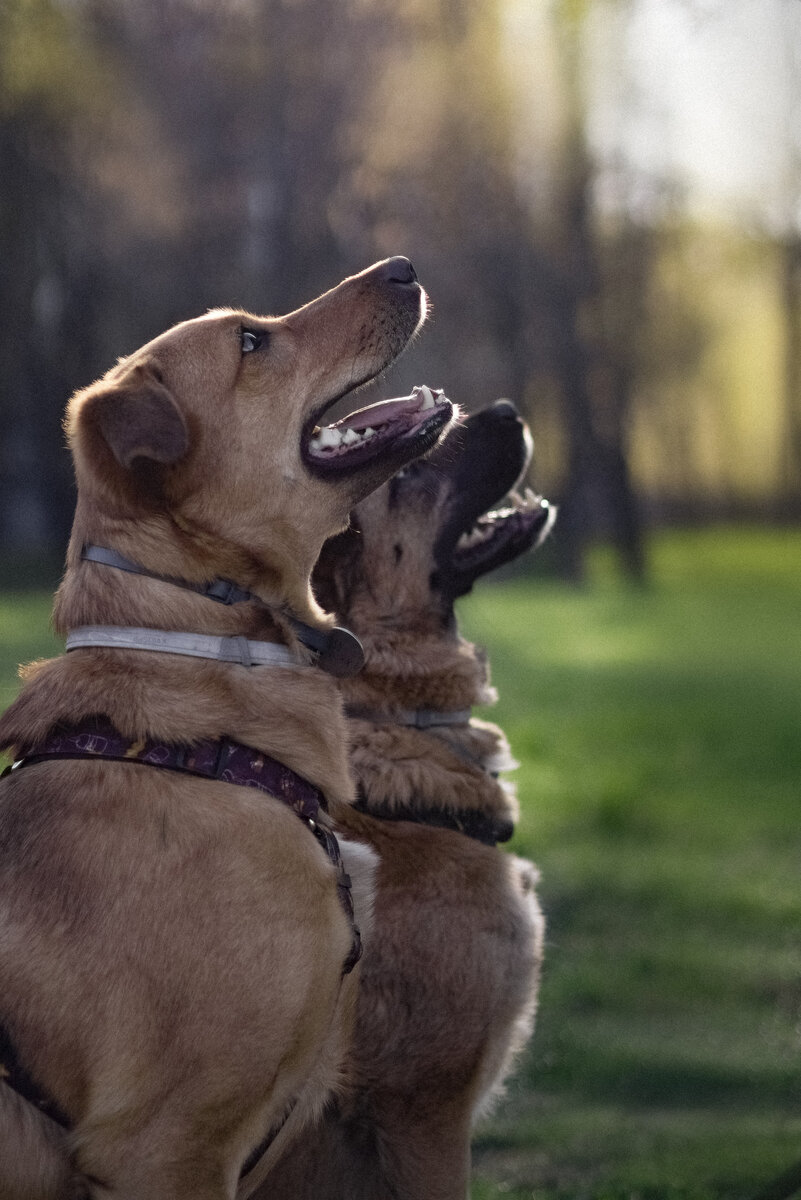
xmin=77 ymin=361 xmax=189 ymax=471
xmin=312 ymin=524 xmax=363 ymax=618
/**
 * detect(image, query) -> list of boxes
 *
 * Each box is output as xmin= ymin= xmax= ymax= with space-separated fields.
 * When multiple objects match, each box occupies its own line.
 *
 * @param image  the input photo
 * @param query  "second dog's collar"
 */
xmin=345 ymin=705 xmax=471 ymax=729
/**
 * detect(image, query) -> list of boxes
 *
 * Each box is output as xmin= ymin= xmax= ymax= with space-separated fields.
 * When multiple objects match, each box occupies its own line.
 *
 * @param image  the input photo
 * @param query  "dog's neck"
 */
xmin=342 ymin=621 xmax=495 ymax=713
xmin=1 ymin=521 xmax=358 ymax=810
xmin=338 ymin=623 xmax=519 ymax=831
xmin=53 ymin=504 xmax=332 ymax=645
xmin=63 ymin=544 xmax=364 ymax=676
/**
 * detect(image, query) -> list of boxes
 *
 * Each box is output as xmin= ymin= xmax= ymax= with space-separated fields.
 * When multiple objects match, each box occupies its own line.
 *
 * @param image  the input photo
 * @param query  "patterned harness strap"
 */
xmin=0 ymin=717 xmax=363 ymax=1186
xmin=5 ymin=717 xmax=362 ymax=975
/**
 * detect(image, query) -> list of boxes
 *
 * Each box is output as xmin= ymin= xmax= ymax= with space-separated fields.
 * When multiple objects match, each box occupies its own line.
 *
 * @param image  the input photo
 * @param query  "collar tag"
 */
xmin=289 ymin=618 xmax=364 ymax=677
xmin=316 ymin=627 xmax=365 ymax=678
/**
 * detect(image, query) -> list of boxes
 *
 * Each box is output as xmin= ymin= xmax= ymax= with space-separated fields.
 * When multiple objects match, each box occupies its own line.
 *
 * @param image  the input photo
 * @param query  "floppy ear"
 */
xmin=75 ymin=361 xmax=188 ymax=471
xmin=312 ymin=524 xmax=363 ymax=618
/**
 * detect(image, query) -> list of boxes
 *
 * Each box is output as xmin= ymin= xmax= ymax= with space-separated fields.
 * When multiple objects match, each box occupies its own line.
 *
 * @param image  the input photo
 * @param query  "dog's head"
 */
xmin=313 ymin=400 xmax=555 ymax=635
xmin=64 ymin=258 xmax=453 ymax=619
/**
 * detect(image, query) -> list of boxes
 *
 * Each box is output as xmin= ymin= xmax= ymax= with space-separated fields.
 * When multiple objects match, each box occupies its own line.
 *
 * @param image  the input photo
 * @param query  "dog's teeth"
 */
xmin=457 ymin=524 xmax=493 ymax=550
xmin=326 ymin=427 xmax=345 ymax=447
xmin=341 ymin=428 xmax=361 ymax=446
xmin=524 ymin=487 xmax=538 ymax=507
xmin=362 ymin=427 xmax=375 ymax=439
xmin=420 ymin=385 xmax=436 ymax=411
xmin=312 ymin=426 xmax=344 ymax=450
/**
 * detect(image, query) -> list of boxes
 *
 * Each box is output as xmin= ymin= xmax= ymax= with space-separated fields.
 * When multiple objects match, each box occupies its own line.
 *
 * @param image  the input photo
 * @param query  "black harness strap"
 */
xmin=352 ymin=793 xmax=513 ymax=846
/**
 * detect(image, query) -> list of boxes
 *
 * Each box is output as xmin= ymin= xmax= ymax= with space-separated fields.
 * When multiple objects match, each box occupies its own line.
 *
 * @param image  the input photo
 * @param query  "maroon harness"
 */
xmin=5 ymin=715 xmax=361 ymax=975
xmin=0 ymin=717 xmax=362 ymax=1183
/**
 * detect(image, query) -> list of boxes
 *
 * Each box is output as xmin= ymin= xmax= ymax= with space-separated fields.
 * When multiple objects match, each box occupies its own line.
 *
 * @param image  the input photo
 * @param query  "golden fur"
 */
xmin=263 ymin=410 xmax=548 ymax=1200
xmin=0 ymin=260 xmax=446 ymax=1199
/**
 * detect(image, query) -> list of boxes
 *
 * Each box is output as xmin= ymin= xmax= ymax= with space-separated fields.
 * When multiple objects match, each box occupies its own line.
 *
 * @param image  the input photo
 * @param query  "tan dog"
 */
xmin=263 ymin=402 xmax=555 ymax=1200
xmin=0 ymin=258 xmax=454 ymax=1199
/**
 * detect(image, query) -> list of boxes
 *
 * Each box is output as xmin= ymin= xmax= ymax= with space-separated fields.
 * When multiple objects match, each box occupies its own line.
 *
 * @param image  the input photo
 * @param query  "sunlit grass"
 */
xmin=461 ymin=527 xmax=801 ymax=1199
xmin=0 ymin=527 xmax=798 ymax=1199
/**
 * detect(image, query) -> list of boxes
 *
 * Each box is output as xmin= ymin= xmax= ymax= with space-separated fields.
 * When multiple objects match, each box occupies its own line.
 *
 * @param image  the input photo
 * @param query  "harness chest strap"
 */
xmin=5 ymin=717 xmax=361 ymax=975
xmin=1 ymin=718 xmax=362 ymax=1191
xmin=352 ymin=793 xmax=513 ymax=846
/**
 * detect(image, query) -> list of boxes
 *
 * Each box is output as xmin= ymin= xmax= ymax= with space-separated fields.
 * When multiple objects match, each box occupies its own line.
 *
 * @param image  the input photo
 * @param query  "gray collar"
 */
xmin=66 ymin=626 xmax=304 ymax=669
xmin=345 ymin=705 xmax=471 ymax=729
xmin=80 ymin=544 xmax=365 ymax=677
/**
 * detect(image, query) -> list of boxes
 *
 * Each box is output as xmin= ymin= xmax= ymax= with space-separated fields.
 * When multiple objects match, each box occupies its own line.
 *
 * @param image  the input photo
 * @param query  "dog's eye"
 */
xmin=241 ymin=329 xmax=263 ymax=354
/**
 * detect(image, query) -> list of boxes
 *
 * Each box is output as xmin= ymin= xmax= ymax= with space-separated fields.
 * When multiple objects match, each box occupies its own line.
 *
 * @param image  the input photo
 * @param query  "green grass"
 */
xmin=460 ymin=527 xmax=801 ymax=1200
xmin=0 ymin=528 xmax=799 ymax=1199
xmin=0 ymin=591 xmax=61 ymax=710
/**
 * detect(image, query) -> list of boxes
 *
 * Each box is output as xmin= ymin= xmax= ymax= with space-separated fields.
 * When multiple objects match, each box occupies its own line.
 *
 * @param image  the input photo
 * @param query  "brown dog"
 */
xmin=263 ymin=402 xmax=555 ymax=1200
xmin=0 ymin=259 xmax=454 ymax=1199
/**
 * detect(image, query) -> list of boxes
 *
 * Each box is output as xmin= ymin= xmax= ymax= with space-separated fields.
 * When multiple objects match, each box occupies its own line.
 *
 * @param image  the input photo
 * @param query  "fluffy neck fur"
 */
xmin=341 ymin=626 xmax=519 ymax=827
xmin=0 ymin=549 xmax=355 ymax=811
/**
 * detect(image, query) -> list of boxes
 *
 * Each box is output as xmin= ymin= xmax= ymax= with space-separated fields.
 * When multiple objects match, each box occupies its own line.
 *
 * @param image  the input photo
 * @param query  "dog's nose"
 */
xmin=491 ymin=399 xmax=520 ymax=420
xmin=376 ymin=257 xmax=418 ymax=285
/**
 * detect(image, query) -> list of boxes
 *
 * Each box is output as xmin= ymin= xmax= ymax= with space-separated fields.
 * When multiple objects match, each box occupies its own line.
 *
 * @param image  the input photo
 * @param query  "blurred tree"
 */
xmin=541 ymin=0 xmax=648 ymax=581
xmin=0 ymin=0 xmax=99 ymax=561
xmin=0 ymin=0 xmax=791 ymax=581
xmin=777 ymin=0 xmax=801 ymax=512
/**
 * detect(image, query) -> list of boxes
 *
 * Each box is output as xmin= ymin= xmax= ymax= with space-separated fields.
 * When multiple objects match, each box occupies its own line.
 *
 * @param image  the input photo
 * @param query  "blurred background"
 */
xmin=2 ymin=0 xmax=800 ymax=583
xmin=1 ymin=2 xmax=800 ymax=1198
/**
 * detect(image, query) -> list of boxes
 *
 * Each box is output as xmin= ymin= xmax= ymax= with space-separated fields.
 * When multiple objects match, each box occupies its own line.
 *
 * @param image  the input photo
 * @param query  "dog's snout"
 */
xmin=376 ymin=257 xmax=418 ymax=286
xmin=491 ymin=399 xmax=520 ymax=421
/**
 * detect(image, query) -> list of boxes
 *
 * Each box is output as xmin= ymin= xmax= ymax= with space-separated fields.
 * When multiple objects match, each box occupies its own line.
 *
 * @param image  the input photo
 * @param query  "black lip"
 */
xmin=450 ymin=501 xmax=553 ymax=573
xmin=298 ymin=258 xmax=428 ymax=478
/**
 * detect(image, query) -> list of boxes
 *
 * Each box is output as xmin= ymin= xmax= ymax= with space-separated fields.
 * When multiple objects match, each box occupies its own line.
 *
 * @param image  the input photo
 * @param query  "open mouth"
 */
xmin=304 ymin=385 xmax=453 ymax=475
xmin=452 ymin=488 xmax=554 ymax=572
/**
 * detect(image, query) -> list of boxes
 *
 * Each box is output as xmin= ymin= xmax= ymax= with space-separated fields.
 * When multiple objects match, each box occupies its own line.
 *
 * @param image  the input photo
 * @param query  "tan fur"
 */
xmin=0 ymin=261 xmax=437 ymax=1199
xmin=264 ymin=439 xmax=545 ymax=1200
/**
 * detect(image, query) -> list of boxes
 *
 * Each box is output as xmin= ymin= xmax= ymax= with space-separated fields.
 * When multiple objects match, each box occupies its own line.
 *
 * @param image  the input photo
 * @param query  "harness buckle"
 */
xmin=204 ymin=578 xmax=247 ymax=605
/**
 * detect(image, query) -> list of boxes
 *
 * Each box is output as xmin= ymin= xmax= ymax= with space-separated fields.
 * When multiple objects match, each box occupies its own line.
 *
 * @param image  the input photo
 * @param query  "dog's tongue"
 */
xmin=337 ymin=385 xmax=442 ymax=431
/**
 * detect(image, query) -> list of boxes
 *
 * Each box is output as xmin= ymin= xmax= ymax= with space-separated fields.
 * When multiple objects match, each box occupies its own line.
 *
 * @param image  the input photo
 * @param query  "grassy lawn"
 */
xmin=0 ymin=527 xmax=798 ymax=1198
xmin=461 ymin=527 xmax=801 ymax=1200
xmin=0 ymin=590 xmax=61 ymax=711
